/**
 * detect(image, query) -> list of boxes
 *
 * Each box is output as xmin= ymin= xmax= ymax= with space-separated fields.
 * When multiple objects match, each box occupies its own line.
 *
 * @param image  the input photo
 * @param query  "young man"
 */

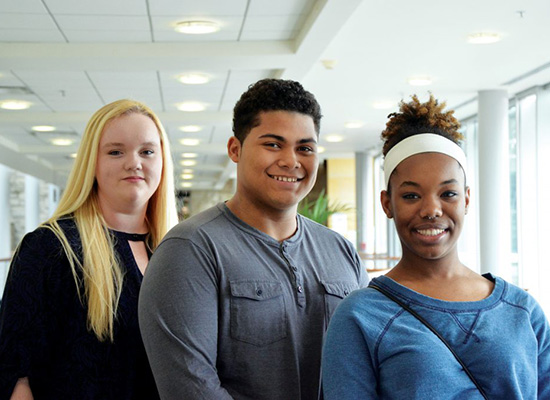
xmin=138 ymin=79 xmax=368 ymax=399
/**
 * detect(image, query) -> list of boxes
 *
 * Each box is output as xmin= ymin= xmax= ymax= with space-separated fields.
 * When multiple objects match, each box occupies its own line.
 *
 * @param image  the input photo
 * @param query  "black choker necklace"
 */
xmin=111 ymin=230 xmax=148 ymax=242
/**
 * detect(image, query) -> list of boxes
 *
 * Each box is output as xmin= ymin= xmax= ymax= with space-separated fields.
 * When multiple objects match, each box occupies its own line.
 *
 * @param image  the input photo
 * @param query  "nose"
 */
xmin=124 ymin=153 xmax=142 ymax=171
xmin=277 ymin=149 xmax=301 ymax=169
xmin=420 ymin=195 xmax=442 ymax=220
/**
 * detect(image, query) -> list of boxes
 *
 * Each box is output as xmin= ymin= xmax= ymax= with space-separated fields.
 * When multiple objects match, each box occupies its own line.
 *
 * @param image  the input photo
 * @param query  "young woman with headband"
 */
xmin=0 ymin=99 xmax=177 ymax=399
xmin=322 ymin=95 xmax=550 ymax=398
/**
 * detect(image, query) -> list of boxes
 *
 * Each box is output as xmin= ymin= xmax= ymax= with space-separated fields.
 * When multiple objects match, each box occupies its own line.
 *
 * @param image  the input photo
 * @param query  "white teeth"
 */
xmin=272 ymin=175 xmax=297 ymax=182
xmin=417 ymin=228 xmax=445 ymax=236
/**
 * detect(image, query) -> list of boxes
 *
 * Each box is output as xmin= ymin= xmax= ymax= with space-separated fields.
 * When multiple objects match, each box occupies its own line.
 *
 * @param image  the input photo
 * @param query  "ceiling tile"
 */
xmin=55 ymin=15 xmax=150 ymax=31
xmin=242 ymin=14 xmax=302 ymax=31
xmin=0 ymin=29 xmax=65 ymax=42
xmin=14 ymin=71 xmax=92 ymax=89
xmin=247 ymin=0 xmax=314 ymax=16
xmin=43 ymin=0 xmax=147 ymax=16
xmin=63 ymin=30 xmax=152 ymax=42
xmin=0 ymin=13 xmax=58 ymax=29
xmin=239 ymin=30 xmax=296 ymax=41
xmin=148 ymin=0 xmax=247 ymax=16
xmin=87 ymin=71 xmax=159 ymax=89
xmin=0 ymin=0 xmax=49 ymax=13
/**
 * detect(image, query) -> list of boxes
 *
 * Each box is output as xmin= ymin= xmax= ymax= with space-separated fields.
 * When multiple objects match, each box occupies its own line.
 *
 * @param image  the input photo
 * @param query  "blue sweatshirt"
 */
xmin=322 ymin=274 xmax=550 ymax=399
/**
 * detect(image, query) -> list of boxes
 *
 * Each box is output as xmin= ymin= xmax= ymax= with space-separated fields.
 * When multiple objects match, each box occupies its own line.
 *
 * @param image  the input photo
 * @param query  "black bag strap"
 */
xmin=369 ymin=283 xmax=488 ymax=399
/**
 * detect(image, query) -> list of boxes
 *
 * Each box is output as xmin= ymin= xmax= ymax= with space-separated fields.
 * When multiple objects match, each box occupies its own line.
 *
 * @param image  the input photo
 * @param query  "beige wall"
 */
xmin=326 ymin=158 xmax=356 ymax=244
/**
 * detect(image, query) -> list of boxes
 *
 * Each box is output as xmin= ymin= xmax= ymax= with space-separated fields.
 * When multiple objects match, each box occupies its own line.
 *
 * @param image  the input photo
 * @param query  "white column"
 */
xmin=355 ymin=151 xmax=377 ymax=253
xmin=477 ymin=90 xmax=511 ymax=279
xmin=0 ymin=164 xmax=11 ymax=253
xmin=24 ymin=174 xmax=40 ymax=234
xmin=535 ymin=87 xmax=550 ymax=312
xmin=355 ymin=152 xmax=367 ymax=251
xmin=0 ymin=164 xmax=13 ymax=294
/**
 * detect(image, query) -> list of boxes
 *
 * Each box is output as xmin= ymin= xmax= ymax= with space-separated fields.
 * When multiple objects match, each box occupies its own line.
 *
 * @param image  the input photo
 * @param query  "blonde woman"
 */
xmin=0 ymin=99 xmax=177 ymax=399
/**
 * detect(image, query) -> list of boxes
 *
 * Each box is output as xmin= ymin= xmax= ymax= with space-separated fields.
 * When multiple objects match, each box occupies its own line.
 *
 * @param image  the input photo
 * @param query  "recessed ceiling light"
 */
xmin=325 ymin=134 xmax=344 ymax=143
xmin=69 ymin=153 xmax=78 ymax=158
xmin=180 ymin=138 xmax=200 ymax=146
xmin=372 ymin=101 xmax=395 ymax=110
xmin=181 ymin=182 xmax=193 ymax=188
xmin=32 ymin=125 xmax=56 ymax=132
xmin=180 ymin=160 xmax=197 ymax=167
xmin=182 ymin=152 xmax=198 ymax=158
xmin=467 ymin=32 xmax=501 ymax=44
xmin=317 ymin=146 xmax=326 ymax=154
xmin=179 ymin=125 xmax=202 ymax=133
xmin=344 ymin=120 xmax=364 ymax=129
xmin=181 ymin=173 xmax=194 ymax=180
xmin=51 ymin=138 xmax=74 ymax=146
xmin=175 ymin=20 xmax=220 ymax=34
xmin=176 ymin=102 xmax=206 ymax=112
xmin=0 ymin=99 xmax=32 ymax=110
xmin=177 ymin=73 xmax=210 ymax=85
xmin=321 ymin=59 xmax=337 ymax=70
xmin=408 ymin=76 xmax=432 ymax=86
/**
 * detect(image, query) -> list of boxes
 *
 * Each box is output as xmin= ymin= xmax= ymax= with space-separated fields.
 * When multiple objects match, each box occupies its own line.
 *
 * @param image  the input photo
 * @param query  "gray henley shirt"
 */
xmin=139 ymin=203 xmax=368 ymax=399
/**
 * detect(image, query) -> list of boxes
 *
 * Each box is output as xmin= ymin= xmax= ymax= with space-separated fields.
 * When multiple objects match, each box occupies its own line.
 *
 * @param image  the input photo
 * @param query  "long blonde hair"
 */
xmin=45 ymin=99 xmax=177 ymax=342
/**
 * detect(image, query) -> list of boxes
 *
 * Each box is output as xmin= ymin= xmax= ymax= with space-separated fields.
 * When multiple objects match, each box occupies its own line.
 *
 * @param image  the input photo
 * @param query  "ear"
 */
xmin=227 ymin=136 xmax=241 ymax=163
xmin=464 ymin=186 xmax=471 ymax=215
xmin=380 ymin=190 xmax=393 ymax=219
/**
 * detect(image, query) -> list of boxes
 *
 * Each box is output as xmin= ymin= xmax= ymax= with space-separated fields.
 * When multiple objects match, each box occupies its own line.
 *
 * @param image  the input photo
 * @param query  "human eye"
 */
xmin=402 ymin=193 xmax=419 ymax=200
xmin=141 ymin=149 xmax=155 ymax=156
xmin=264 ymin=142 xmax=281 ymax=149
xmin=442 ymin=191 xmax=458 ymax=199
xmin=108 ymin=150 xmax=122 ymax=156
xmin=298 ymin=145 xmax=315 ymax=153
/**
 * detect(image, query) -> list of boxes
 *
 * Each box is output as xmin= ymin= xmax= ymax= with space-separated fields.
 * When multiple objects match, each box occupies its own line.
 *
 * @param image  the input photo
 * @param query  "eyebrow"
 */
xmin=257 ymin=133 xmax=317 ymax=144
xmin=101 ymin=141 xmax=159 ymax=148
xmin=399 ymin=179 xmax=459 ymax=188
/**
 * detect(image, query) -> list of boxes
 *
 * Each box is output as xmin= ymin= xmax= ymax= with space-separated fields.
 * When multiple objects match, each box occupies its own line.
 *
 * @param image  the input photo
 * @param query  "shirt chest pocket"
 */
xmin=321 ymin=281 xmax=357 ymax=324
xmin=229 ymin=280 xmax=287 ymax=346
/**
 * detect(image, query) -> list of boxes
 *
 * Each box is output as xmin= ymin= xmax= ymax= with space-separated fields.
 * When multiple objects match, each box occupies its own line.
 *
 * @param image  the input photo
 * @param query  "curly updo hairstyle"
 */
xmin=381 ymin=94 xmax=462 ymax=156
xmin=232 ymin=78 xmax=322 ymax=143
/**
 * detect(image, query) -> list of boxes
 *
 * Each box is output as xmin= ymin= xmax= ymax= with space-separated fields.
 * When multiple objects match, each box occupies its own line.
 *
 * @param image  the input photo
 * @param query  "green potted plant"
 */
xmin=298 ymin=189 xmax=352 ymax=226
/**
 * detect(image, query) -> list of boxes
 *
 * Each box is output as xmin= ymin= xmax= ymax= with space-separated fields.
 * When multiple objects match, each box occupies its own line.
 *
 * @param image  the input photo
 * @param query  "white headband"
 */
xmin=383 ymin=133 xmax=467 ymax=188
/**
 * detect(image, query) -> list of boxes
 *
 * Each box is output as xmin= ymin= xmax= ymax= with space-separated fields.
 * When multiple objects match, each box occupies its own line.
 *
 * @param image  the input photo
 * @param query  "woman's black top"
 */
xmin=0 ymin=217 xmax=160 ymax=399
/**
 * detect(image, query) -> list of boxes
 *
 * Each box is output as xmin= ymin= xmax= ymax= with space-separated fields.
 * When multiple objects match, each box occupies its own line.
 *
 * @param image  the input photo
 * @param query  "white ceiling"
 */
xmin=1 ymin=0 xmax=549 ymax=191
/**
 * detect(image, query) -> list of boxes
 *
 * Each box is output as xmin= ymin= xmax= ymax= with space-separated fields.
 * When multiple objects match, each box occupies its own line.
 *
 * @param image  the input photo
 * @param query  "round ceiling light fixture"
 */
xmin=32 ymin=125 xmax=56 ymax=132
xmin=176 ymin=102 xmax=206 ymax=112
xmin=344 ymin=120 xmax=365 ymax=129
xmin=51 ymin=138 xmax=74 ymax=146
xmin=175 ymin=20 xmax=220 ymax=34
xmin=325 ymin=134 xmax=344 ymax=143
xmin=467 ymin=32 xmax=501 ymax=44
xmin=179 ymin=138 xmax=200 ymax=146
xmin=180 ymin=159 xmax=197 ymax=167
xmin=408 ymin=76 xmax=432 ymax=86
xmin=177 ymin=73 xmax=210 ymax=85
xmin=179 ymin=125 xmax=202 ymax=132
xmin=0 ymin=99 xmax=32 ymax=110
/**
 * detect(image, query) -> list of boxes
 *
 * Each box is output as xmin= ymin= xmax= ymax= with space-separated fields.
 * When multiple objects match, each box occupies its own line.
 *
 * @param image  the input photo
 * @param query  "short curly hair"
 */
xmin=381 ymin=94 xmax=462 ymax=156
xmin=232 ymin=78 xmax=322 ymax=142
